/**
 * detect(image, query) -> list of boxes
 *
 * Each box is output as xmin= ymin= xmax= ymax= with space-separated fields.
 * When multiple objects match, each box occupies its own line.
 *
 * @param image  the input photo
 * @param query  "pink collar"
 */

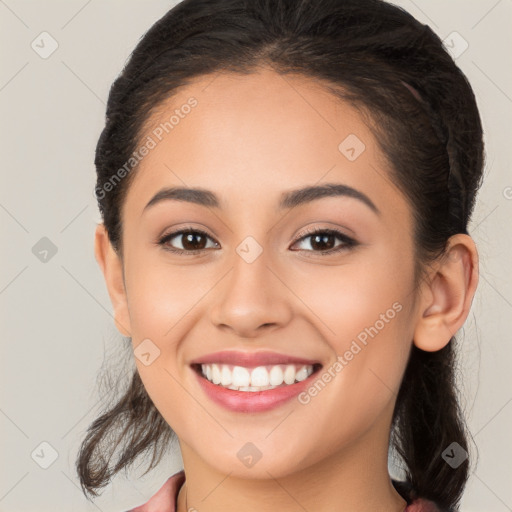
xmin=128 ymin=471 xmax=441 ymax=512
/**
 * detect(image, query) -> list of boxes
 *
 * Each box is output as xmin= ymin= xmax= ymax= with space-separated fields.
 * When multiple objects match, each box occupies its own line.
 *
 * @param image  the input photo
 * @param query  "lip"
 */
xmin=190 ymin=350 xmax=323 ymax=413
xmin=193 ymin=367 xmax=321 ymax=413
xmin=189 ymin=350 xmax=321 ymax=368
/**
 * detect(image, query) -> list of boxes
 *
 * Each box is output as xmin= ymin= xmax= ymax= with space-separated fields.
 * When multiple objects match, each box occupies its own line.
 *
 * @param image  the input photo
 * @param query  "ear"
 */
xmin=94 ymin=224 xmax=132 ymax=337
xmin=413 ymin=234 xmax=479 ymax=352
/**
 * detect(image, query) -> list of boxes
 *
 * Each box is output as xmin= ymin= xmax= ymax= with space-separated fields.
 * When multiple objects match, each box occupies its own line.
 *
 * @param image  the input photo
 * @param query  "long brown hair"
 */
xmin=77 ymin=0 xmax=484 ymax=509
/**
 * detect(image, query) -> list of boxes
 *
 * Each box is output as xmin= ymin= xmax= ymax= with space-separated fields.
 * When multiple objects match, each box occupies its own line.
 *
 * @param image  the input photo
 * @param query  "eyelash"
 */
xmin=157 ymin=225 xmax=358 ymax=256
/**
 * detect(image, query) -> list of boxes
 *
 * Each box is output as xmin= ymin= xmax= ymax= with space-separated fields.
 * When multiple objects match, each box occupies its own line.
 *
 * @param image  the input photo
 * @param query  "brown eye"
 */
xmin=291 ymin=228 xmax=357 ymax=255
xmin=159 ymin=228 xmax=219 ymax=254
xmin=158 ymin=227 xmax=357 ymax=256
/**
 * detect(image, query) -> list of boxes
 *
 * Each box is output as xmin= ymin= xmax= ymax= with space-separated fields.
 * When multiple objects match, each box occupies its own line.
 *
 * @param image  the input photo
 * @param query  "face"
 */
xmin=114 ymin=68 xmax=422 ymax=479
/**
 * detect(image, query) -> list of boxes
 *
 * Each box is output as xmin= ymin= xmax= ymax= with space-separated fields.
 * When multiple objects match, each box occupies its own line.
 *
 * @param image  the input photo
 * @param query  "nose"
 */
xmin=209 ymin=250 xmax=293 ymax=339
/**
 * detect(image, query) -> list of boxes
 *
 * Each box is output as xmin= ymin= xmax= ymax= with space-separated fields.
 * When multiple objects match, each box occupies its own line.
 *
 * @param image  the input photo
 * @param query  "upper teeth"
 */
xmin=201 ymin=363 xmax=314 ymax=391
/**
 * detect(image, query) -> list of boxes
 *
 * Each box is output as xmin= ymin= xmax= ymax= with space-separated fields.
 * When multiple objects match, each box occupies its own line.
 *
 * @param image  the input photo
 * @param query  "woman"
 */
xmin=77 ymin=0 xmax=484 ymax=510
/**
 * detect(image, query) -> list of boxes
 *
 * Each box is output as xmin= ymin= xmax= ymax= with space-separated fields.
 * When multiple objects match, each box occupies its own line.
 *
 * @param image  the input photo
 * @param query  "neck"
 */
xmin=176 ymin=410 xmax=407 ymax=512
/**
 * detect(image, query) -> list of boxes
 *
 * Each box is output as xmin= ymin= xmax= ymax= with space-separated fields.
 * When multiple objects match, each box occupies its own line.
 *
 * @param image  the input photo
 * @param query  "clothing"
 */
xmin=126 ymin=470 xmax=444 ymax=511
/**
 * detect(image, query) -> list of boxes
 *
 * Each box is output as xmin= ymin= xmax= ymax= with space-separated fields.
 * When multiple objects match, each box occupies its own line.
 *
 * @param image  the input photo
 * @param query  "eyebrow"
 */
xmin=143 ymin=183 xmax=380 ymax=215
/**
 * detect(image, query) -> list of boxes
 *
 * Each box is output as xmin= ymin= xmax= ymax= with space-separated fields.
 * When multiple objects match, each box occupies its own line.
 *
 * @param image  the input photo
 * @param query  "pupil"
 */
xmin=312 ymin=234 xmax=334 ymax=250
xmin=183 ymin=233 xmax=205 ymax=250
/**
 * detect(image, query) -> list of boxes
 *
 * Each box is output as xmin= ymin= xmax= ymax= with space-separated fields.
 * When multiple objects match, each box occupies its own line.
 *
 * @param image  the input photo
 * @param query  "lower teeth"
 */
xmin=204 ymin=380 xmax=292 ymax=391
xmin=227 ymin=384 xmax=282 ymax=392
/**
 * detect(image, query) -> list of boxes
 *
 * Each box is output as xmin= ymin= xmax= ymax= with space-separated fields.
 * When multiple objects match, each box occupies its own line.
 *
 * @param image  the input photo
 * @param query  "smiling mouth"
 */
xmin=191 ymin=362 xmax=323 ymax=392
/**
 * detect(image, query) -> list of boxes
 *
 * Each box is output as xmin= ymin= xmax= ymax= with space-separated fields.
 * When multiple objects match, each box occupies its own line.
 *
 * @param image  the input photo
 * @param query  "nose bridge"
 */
xmin=232 ymin=236 xmax=270 ymax=299
xmin=209 ymin=234 xmax=291 ymax=337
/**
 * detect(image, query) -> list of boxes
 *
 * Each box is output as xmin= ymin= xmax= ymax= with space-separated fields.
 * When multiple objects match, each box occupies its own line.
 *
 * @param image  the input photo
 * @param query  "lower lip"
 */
xmin=193 ymin=368 xmax=320 ymax=413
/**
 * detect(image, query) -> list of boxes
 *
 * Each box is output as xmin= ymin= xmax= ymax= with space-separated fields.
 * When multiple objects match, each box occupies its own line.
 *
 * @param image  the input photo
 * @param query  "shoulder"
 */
xmin=125 ymin=470 xmax=186 ymax=512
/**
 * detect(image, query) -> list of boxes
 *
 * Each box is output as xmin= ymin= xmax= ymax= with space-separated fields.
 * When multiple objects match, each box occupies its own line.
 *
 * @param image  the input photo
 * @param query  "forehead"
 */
xmin=124 ymin=67 xmax=403 ymax=218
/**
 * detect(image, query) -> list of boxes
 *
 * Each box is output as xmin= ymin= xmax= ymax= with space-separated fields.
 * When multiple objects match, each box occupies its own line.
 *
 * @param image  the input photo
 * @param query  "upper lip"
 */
xmin=190 ymin=350 xmax=322 ymax=368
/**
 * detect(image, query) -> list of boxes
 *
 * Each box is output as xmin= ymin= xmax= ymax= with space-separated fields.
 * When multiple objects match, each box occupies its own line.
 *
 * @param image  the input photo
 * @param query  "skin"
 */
xmin=95 ymin=67 xmax=479 ymax=512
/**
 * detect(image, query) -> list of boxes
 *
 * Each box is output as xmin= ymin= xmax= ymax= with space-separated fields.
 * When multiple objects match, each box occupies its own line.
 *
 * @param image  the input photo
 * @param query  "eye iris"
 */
xmin=182 ymin=232 xmax=206 ymax=250
xmin=167 ymin=230 xmax=346 ymax=253
xmin=310 ymin=233 xmax=335 ymax=251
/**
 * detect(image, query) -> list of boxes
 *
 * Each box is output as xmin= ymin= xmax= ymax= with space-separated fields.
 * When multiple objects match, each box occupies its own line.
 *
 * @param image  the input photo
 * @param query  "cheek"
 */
xmin=292 ymin=242 xmax=414 ymax=345
xmin=290 ymin=245 xmax=415 ymax=405
xmin=124 ymin=248 xmax=213 ymax=339
xmin=284 ymin=271 xmax=414 ymax=468
xmin=123 ymin=251 xmax=226 ymax=395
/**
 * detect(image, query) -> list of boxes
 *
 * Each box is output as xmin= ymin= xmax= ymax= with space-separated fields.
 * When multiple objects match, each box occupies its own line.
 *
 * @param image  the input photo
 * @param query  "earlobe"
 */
xmin=94 ymin=224 xmax=132 ymax=337
xmin=413 ymin=234 xmax=479 ymax=352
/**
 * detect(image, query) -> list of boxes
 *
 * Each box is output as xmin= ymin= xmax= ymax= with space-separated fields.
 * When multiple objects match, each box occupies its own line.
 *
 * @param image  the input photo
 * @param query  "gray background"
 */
xmin=0 ymin=1 xmax=511 ymax=511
